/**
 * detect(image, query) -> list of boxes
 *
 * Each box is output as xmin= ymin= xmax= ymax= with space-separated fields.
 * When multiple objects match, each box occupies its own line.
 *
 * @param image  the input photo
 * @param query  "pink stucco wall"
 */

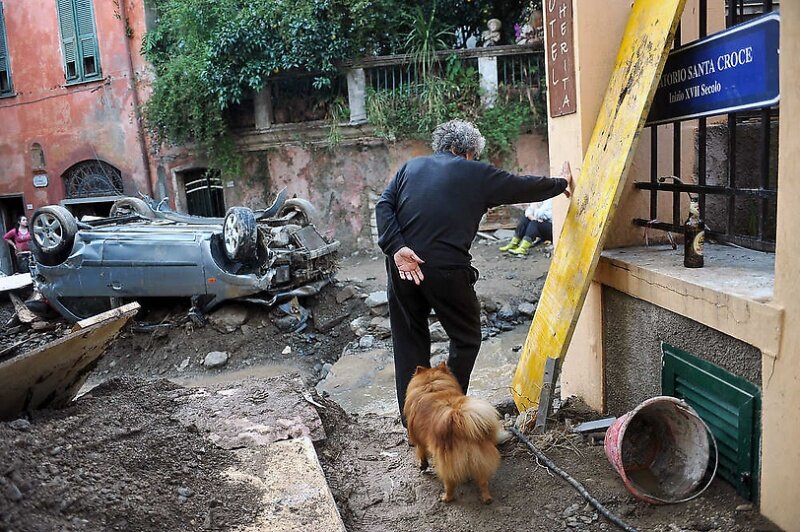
xmin=0 ymin=0 xmax=550 ymax=254
xmin=219 ymin=132 xmax=550 ymax=251
xmin=0 ymin=0 xmax=152 ymax=212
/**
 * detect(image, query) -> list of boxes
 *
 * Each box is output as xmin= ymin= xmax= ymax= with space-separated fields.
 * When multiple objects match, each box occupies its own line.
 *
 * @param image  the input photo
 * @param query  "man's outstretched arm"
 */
xmin=484 ymin=161 xmax=573 ymax=208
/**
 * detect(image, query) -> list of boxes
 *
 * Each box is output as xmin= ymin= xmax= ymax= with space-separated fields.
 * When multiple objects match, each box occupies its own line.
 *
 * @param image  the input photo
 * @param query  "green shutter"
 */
xmin=74 ymin=0 xmax=99 ymax=78
xmin=0 ymin=2 xmax=12 ymax=95
xmin=0 ymin=4 xmax=7 ymax=71
xmin=57 ymin=0 xmax=78 ymax=81
xmin=57 ymin=0 xmax=99 ymax=82
xmin=661 ymin=342 xmax=761 ymax=501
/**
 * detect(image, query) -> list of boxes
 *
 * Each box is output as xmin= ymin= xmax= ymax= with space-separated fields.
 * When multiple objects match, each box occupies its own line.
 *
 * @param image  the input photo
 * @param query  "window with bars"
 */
xmin=56 ymin=0 xmax=101 ymax=84
xmin=633 ymin=0 xmax=779 ymax=253
xmin=0 ymin=2 xmax=13 ymax=97
xmin=63 ymin=160 xmax=122 ymax=199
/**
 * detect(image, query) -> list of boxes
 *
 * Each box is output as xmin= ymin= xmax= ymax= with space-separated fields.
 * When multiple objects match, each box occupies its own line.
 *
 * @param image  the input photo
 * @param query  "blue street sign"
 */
xmin=647 ymin=12 xmax=779 ymax=126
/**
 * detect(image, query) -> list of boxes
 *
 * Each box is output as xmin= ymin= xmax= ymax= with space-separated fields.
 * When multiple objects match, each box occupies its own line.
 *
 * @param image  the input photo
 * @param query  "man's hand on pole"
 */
xmin=394 ymin=246 xmax=425 ymax=285
xmin=561 ymin=161 xmax=574 ymax=198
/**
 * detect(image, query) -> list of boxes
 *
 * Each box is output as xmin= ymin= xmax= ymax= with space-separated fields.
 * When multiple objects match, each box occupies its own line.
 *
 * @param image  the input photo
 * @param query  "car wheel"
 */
xmin=280 ymin=198 xmax=318 ymax=227
xmin=30 ymin=206 xmax=78 ymax=266
xmin=110 ymin=197 xmax=155 ymax=219
xmin=223 ymin=207 xmax=257 ymax=261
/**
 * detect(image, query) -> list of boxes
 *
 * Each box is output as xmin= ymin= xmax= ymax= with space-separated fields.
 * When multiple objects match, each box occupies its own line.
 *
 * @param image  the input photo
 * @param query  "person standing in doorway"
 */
xmin=376 ymin=119 xmax=573 ymax=422
xmin=3 ymin=215 xmax=32 ymax=273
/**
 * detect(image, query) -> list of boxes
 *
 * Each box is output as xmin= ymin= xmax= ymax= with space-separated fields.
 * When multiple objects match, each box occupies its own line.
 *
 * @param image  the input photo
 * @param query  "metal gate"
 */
xmin=633 ymin=1 xmax=779 ymax=252
xmin=183 ymin=169 xmax=225 ymax=218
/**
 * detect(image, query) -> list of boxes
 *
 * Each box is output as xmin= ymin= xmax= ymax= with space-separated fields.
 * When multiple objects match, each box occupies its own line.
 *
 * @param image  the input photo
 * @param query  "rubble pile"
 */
xmin=343 ymin=287 xmax=539 ymax=349
xmin=0 ymin=379 xmax=263 ymax=531
xmin=0 ymin=298 xmax=69 ymax=361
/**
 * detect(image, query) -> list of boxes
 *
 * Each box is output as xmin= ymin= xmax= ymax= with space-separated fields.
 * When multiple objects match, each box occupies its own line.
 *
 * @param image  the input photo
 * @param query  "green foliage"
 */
xmin=411 ymin=0 xmax=531 ymax=47
xmin=143 ymin=0 xmax=541 ymax=173
xmin=367 ymin=51 xmax=546 ymax=161
xmin=326 ymin=97 xmax=349 ymax=151
xmin=143 ymin=0 xmax=403 ymax=174
xmin=475 ymin=98 xmax=532 ymax=158
xmin=405 ymin=5 xmax=452 ymax=83
xmin=368 ymin=87 xmax=540 ymax=161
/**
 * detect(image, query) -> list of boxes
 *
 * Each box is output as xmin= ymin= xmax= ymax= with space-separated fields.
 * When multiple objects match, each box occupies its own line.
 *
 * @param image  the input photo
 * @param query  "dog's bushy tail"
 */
xmin=453 ymin=396 xmax=501 ymax=441
xmin=432 ymin=396 xmax=502 ymax=484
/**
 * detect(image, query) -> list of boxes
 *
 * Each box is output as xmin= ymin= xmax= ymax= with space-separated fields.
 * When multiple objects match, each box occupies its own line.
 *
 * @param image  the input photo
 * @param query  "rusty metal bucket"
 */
xmin=604 ymin=396 xmax=718 ymax=504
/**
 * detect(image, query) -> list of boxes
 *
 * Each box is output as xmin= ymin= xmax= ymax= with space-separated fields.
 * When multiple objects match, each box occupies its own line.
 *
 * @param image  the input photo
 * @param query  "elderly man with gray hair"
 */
xmin=376 ymin=119 xmax=574 ymax=423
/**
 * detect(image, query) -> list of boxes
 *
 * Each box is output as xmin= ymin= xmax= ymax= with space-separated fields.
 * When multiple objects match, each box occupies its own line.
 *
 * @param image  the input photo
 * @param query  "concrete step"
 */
xmin=171 ymin=376 xmax=344 ymax=531
xmin=227 ymin=437 xmax=346 ymax=532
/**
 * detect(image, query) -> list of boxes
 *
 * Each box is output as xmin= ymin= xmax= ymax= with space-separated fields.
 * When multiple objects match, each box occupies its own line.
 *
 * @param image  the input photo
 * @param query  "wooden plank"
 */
xmin=512 ymin=0 xmax=687 ymax=412
xmin=9 ymin=292 xmax=36 ymax=324
xmin=0 ymin=302 xmax=139 ymax=420
xmin=73 ymin=301 xmax=141 ymax=331
xmin=0 ymin=273 xmax=32 ymax=292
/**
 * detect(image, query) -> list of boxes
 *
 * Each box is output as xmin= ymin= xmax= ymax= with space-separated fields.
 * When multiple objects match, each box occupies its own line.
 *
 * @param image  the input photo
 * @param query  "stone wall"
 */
xmin=602 ymin=286 xmax=762 ymax=414
xmin=207 ymin=132 xmax=550 ymax=252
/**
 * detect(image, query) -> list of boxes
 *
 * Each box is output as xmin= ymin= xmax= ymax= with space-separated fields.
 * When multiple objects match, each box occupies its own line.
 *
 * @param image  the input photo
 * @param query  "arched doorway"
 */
xmin=61 ymin=160 xmax=123 ymax=217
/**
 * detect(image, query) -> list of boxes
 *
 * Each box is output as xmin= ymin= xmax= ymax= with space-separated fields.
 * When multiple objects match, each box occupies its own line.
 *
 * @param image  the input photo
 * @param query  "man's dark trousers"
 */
xmin=386 ymin=260 xmax=482 ymax=422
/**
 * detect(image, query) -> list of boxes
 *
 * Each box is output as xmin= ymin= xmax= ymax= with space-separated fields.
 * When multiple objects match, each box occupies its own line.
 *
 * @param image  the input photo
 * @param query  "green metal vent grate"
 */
xmin=661 ymin=342 xmax=761 ymax=501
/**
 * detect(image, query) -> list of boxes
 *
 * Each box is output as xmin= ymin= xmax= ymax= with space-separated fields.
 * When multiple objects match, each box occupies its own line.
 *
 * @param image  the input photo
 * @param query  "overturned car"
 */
xmin=29 ymin=190 xmax=339 ymax=322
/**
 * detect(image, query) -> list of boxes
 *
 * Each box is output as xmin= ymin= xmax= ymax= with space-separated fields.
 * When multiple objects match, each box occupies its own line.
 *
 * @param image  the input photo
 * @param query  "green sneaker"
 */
xmin=499 ymin=236 xmax=521 ymax=252
xmin=509 ymin=239 xmax=533 ymax=256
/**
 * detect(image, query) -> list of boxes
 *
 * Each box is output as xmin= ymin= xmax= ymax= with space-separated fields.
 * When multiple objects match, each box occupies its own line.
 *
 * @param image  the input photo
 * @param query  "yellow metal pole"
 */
xmin=512 ymin=0 xmax=687 ymax=412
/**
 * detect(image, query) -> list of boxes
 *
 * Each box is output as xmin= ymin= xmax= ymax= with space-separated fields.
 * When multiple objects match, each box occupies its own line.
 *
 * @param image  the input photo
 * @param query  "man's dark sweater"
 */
xmin=376 ymin=152 xmax=568 ymax=268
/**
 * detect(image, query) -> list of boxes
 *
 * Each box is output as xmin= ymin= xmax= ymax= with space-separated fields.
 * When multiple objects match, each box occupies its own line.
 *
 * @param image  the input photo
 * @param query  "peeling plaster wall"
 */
xmin=217 ymin=132 xmax=550 ymax=252
xmin=602 ymin=286 xmax=762 ymax=415
xmin=0 ymin=0 xmax=152 ymax=212
xmin=0 ymin=1 xmax=550 ymax=250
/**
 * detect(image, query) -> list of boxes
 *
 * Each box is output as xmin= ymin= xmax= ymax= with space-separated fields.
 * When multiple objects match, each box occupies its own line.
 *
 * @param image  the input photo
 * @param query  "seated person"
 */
xmin=499 ymin=199 xmax=553 ymax=255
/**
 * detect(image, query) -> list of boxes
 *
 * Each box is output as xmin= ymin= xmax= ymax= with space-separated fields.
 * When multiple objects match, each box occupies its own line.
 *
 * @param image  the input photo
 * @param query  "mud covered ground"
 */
xmin=0 ymin=243 xmax=782 ymax=531
xmin=315 ymin=401 xmax=779 ymax=532
xmin=0 ymin=379 xmax=264 ymax=532
xmin=89 ymin=239 xmax=551 ymax=388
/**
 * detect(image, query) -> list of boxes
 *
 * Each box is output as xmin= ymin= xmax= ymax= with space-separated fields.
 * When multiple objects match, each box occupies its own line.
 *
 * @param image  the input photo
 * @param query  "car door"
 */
xmin=102 ymin=227 xmax=207 ymax=298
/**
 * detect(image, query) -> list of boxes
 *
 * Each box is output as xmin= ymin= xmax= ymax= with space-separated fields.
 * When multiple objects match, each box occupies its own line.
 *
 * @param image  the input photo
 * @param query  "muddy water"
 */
xmin=316 ymin=324 xmax=530 ymax=416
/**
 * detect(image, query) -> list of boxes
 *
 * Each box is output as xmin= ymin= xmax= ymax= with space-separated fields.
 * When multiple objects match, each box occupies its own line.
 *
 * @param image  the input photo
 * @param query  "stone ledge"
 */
xmin=596 ymin=244 xmax=783 ymax=358
xmin=227 ymin=437 xmax=347 ymax=532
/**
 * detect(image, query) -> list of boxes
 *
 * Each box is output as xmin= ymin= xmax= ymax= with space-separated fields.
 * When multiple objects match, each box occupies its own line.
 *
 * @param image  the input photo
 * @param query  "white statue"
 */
xmin=482 ymin=19 xmax=502 ymax=47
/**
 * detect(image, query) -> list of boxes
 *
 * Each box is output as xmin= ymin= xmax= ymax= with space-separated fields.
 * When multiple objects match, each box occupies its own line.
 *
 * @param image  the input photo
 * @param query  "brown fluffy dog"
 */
xmin=404 ymin=363 xmax=502 ymax=504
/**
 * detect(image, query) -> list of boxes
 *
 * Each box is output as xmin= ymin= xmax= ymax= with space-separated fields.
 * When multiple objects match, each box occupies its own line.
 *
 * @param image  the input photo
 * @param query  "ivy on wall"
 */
xmin=142 ymin=0 xmax=538 ymax=174
xmin=143 ymin=0 xmax=403 ymax=174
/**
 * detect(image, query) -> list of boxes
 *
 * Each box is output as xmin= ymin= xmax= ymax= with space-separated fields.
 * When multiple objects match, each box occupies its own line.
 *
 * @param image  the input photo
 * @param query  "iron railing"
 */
xmin=361 ymin=45 xmax=544 ymax=97
xmin=633 ymin=0 xmax=778 ymax=252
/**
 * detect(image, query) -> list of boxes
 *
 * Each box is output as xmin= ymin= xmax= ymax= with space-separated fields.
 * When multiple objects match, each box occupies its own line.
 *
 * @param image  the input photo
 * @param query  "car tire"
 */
xmin=280 ymin=198 xmax=318 ymax=227
xmin=223 ymin=207 xmax=258 ymax=261
xmin=30 ymin=206 xmax=78 ymax=266
xmin=110 ymin=197 xmax=155 ymax=219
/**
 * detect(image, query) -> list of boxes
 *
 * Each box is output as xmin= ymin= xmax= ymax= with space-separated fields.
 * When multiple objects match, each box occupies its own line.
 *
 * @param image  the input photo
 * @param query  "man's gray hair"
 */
xmin=431 ymin=120 xmax=486 ymax=158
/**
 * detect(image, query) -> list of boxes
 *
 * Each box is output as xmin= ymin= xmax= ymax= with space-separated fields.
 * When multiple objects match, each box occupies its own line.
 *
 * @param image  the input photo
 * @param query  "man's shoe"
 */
xmin=499 ymin=236 xmax=521 ymax=252
xmin=509 ymin=239 xmax=533 ymax=256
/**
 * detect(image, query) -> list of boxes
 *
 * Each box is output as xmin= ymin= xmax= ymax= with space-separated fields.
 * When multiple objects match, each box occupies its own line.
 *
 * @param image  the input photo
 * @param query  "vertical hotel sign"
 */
xmin=546 ymin=0 xmax=577 ymax=117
